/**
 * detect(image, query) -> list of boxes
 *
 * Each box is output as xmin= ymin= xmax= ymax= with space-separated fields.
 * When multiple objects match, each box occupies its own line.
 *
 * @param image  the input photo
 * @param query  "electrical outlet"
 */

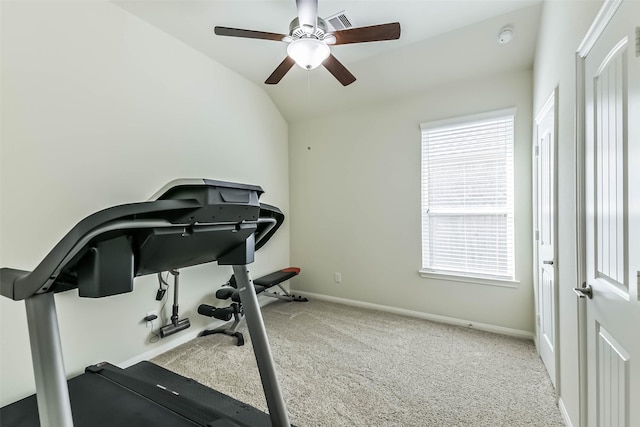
xmin=144 ymin=311 xmax=159 ymax=328
xmin=334 ymin=272 xmax=342 ymax=283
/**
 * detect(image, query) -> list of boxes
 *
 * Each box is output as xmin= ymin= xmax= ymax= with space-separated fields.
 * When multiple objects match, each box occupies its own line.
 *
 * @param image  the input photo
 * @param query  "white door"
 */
xmin=535 ymin=90 xmax=557 ymax=387
xmin=582 ymin=1 xmax=640 ymax=425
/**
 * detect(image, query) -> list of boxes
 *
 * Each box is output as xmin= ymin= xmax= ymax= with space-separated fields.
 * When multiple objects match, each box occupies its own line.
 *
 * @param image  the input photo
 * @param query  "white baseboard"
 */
xmin=293 ymin=290 xmax=534 ymax=340
xmin=120 ymin=291 xmax=534 ymax=368
xmin=558 ymin=398 xmax=573 ymax=427
xmin=119 ymin=296 xmax=277 ymax=368
xmin=119 ymin=324 xmax=212 ymax=368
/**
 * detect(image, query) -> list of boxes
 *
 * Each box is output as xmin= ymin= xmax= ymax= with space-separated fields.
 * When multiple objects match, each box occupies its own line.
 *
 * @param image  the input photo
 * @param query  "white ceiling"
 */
xmin=113 ymin=0 xmax=543 ymax=121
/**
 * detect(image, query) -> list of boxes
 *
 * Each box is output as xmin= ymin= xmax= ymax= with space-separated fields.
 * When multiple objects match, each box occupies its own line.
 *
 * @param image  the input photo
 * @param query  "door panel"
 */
xmin=594 ymin=39 xmax=627 ymax=290
xmin=596 ymin=324 xmax=629 ymax=427
xmin=583 ymin=2 xmax=639 ymax=426
xmin=541 ymin=268 xmax=554 ymax=349
xmin=535 ymin=90 xmax=557 ymax=386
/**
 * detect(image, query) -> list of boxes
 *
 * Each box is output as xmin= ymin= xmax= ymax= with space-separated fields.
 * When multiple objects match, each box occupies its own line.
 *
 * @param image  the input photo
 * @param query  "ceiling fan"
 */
xmin=214 ymin=0 xmax=401 ymax=86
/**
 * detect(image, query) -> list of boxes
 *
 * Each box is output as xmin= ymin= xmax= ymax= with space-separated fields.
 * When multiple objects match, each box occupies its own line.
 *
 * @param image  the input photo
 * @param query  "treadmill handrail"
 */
xmin=1 ymin=199 xmax=203 ymax=301
xmin=38 ymin=219 xmax=232 ymax=294
xmin=255 ymin=217 xmax=276 ymax=246
xmin=1 ymin=207 xmax=282 ymax=301
xmin=4 ymin=218 xmax=270 ymax=301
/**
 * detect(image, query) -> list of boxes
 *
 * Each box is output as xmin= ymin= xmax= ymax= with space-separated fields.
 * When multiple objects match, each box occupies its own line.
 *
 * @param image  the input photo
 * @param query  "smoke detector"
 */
xmin=497 ymin=26 xmax=514 ymax=44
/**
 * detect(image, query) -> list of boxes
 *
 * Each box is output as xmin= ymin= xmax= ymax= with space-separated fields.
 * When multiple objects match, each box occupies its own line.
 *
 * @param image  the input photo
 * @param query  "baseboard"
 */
xmin=558 ymin=398 xmax=573 ymax=427
xmin=119 ymin=296 xmax=277 ymax=368
xmin=120 ymin=290 xmax=534 ymax=367
xmin=119 ymin=324 xmax=209 ymax=368
xmin=293 ymin=290 xmax=534 ymax=340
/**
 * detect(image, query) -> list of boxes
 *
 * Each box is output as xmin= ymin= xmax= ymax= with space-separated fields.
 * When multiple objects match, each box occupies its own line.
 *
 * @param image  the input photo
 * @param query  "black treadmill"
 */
xmin=0 ymin=179 xmax=291 ymax=427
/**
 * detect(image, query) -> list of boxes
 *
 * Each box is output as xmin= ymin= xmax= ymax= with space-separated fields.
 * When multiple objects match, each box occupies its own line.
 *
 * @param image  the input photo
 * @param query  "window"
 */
xmin=420 ymin=109 xmax=515 ymax=281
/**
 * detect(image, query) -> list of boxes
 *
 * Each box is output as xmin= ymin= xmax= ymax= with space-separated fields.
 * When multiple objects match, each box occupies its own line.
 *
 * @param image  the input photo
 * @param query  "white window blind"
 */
xmin=420 ymin=109 xmax=515 ymax=280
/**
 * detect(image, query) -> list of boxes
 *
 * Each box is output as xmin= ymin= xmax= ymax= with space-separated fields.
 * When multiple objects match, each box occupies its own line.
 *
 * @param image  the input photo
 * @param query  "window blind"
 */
xmin=420 ymin=109 xmax=515 ymax=280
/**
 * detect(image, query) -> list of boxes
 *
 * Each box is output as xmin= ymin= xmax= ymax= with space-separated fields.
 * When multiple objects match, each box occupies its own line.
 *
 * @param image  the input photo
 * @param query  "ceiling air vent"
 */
xmin=325 ymin=11 xmax=354 ymax=31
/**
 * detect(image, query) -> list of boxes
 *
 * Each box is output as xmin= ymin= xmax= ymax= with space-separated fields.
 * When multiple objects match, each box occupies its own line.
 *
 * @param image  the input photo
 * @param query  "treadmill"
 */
xmin=0 ymin=179 xmax=292 ymax=427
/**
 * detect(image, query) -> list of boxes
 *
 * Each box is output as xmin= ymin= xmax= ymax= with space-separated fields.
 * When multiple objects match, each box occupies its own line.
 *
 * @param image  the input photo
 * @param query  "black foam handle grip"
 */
xmin=216 ymin=288 xmax=235 ymax=300
xmin=212 ymin=307 xmax=234 ymax=321
xmin=197 ymin=304 xmax=217 ymax=317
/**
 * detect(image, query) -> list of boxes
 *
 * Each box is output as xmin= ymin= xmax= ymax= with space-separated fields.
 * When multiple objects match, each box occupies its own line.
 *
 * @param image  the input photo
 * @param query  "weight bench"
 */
xmin=198 ymin=267 xmax=307 ymax=345
xmin=254 ymin=268 xmax=307 ymax=302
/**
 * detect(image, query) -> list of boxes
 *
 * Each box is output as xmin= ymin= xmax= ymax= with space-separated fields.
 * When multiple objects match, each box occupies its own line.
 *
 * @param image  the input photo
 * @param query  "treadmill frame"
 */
xmin=4 ymin=179 xmax=291 ymax=427
xmin=25 ymin=262 xmax=289 ymax=427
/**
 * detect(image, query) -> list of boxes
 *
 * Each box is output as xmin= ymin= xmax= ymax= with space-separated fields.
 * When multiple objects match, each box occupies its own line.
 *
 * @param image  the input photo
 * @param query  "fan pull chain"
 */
xmin=307 ymin=69 xmax=311 ymax=103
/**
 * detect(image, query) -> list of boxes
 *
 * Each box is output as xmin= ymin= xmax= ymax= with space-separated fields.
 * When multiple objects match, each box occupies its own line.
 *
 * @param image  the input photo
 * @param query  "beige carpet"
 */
xmin=153 ymin=299 xmax=565 ymax=426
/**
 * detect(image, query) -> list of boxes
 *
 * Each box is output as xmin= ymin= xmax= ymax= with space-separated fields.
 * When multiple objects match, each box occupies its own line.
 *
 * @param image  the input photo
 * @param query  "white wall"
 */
xmin=0 ymin=1 xmax=289 ymax=406
xmin=532 ymin=0 xmax=602 ymax=424
xmin=289 ymin=69 xmax=534 ymax=334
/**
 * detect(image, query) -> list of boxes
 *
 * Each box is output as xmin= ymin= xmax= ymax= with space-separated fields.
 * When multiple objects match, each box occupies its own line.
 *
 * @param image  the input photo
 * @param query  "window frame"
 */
xmin=419 ymin=108 xmax=518 ymax=286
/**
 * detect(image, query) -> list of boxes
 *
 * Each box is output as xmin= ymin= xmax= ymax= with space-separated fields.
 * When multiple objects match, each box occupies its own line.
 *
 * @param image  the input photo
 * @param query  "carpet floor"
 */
xmin=153 ymin=299 xmax=565 ymax=426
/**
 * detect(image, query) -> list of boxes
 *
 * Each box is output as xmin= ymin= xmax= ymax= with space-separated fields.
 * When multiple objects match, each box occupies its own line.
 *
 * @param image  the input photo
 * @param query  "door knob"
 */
xmin=543 ymin=260 xmax=554 ymax=265
xmin=573 ymin=283 xmax=593 ymax=299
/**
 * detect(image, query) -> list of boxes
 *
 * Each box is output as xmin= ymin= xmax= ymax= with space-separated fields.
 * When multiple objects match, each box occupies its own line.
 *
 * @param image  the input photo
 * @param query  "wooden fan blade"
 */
xmin=265 ymin=56 xmax=296 ymax=85
xmin=214 ymin=26 xmax=288 ymax=42
xmin=322 ymin=54 xmax=356 ymax=86
xmin=332 ymin=22 xmax=401 ymax=45
xmin=296 ymin=0 xmax=318 ymax=34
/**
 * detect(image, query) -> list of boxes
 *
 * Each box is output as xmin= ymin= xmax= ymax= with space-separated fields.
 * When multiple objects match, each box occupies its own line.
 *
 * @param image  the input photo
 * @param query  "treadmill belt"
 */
xmin=0 ymin=362 xmax=272 ymax=427
xmin=100 ymin=361 xmax=272 ymax=426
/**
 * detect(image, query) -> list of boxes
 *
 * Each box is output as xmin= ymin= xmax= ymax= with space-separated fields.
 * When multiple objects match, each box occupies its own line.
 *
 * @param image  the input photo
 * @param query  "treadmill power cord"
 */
xmin=149 ymin=272 xmax=170 ymax=343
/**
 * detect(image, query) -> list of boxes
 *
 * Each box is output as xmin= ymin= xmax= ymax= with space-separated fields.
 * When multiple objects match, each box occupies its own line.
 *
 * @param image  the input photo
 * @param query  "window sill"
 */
xmin=418 ymin=270 xmax=520 ymax=288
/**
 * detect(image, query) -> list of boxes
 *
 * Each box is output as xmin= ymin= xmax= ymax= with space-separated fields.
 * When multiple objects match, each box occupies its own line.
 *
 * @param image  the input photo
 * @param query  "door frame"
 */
xmin=574 ymin=1 xmax=624 ymax=426
xmin=533 ymin=87 xmax=559 ymax=392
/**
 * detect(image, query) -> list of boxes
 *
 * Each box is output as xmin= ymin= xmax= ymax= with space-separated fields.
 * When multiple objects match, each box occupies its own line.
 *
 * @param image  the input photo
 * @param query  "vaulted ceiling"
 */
xmin=113 ymin=0 xmax=543 ymax=121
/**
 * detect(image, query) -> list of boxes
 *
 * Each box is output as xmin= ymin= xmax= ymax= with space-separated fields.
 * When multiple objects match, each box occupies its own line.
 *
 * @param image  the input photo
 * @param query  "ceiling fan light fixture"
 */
xmin=287 ymin=38 xmax=330 ymax=70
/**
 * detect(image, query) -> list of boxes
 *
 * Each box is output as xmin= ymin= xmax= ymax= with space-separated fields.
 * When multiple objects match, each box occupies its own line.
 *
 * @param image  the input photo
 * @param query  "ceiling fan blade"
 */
xmin=332 ymin=22 xmax=401 ymax=45
xmin=214 ymin=26 xmax=288 ymax=42
xmin=322 ymin=54 xmax=356 ymax=86
xmin=296 ymin=0 xmax=318 ymax=34
xmin=265 ymin=56 xmax=296 ymax=85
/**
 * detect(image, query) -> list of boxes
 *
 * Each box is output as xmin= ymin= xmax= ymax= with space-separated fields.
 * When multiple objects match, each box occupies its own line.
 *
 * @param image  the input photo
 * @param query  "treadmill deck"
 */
xmin=0 ymin=361 xmax=273 ymax=427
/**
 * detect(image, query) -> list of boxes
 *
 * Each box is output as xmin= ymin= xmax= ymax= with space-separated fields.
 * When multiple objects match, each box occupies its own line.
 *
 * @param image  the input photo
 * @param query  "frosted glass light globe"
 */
xmin=287 ymin=38 xmax=330 ymax=70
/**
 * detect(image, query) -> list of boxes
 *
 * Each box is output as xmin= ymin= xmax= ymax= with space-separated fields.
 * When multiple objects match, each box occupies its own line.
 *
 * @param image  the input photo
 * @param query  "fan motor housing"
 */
xmin=289 ymin=17 xmax=329 ymax=39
